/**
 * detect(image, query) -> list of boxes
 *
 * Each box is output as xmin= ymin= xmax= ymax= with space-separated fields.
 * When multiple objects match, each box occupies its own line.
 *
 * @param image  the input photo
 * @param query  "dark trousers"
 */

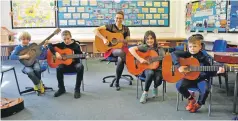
xmin=23 ymin=60 xmax=41 ymax=85
xmin=176 ymin=79 xmax=210 ymax=105
xmin=111 ymin=49 xmax=126 ymax=85
xmin=144 ymin=69 xmax=163 ymax=92
xmin=56 ymin=62 xmax=84 ymax=92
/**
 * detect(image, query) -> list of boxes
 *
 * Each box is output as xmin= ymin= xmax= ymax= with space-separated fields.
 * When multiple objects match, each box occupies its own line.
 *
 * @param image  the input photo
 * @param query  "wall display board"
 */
xmin=227 ymin=0 xmax=238 ymax=33
xmin=186 ymin=0 xmax=227 ymax=32
xmin=11 ymin=0 xmax=56 ymax=28
xmin=57 ymin=0 xmax=170 ymax=27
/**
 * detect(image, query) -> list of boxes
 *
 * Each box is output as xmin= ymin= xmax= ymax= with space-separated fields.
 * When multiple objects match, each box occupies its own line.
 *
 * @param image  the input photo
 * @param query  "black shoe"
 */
xmin=54 ymin=89 xmax=66 ymax=97
xmin=115 ymin=84 xmax=120 ymax=91
xmin=74 ymin=91 xmax=81 ymax=99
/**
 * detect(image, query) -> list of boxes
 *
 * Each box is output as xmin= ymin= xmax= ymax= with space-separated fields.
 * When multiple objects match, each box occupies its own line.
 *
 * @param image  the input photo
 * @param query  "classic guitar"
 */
xmin=47 ymin=47 xmax=85 ymax=68
xmin=126 ymin=50 xmax=163 ymax=75
xmin=162 ymin=54 xmax=238 ymax=83
xmin=95 ymin=29 xmax=139 ymax=52
xmin=18 ymin=28 xmax=61 ymax=66
xmin=1 ymin=97 xmax=24 ymax=118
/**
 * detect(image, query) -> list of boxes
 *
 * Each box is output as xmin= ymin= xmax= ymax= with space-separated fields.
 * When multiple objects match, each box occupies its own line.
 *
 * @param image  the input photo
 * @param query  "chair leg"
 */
xmin=102 ymin=75 xmax=116 ymax=83
xmin=1 ymin=72 xmax=3 ymax=85
xmin=141 ymin=80 xmax=143 ymax=91
xmin=224 ymin=73 xmax=229 ymax=96
xmin=137 ymin=78 xmax=139 ymax=99
xmin=13 ymin=68 xmax=21 ymax=95
xmin=176 ymin=92 xmax=179 ymax=111
xmin=120 ymin=76 xmax=132 ymax=85
xmin=82 ymin=79 xmax=84 ymax=91
xmin=47 ymin=67 xmax=50 ymax=73
xmin=110 ymin=78 xmax=116 ymax=87
xmin=218 ymin=75 xmax=222 ymax=88
xmin=163 ymin=81 xmax=165 ymax=101
xmin=85 ymin=59 xmax=88 ymax=71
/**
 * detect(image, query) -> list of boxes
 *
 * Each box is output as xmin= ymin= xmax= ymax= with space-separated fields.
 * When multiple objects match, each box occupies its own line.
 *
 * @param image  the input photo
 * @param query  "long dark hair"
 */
xmin=143 ymin=30 xmax=157 ymax=48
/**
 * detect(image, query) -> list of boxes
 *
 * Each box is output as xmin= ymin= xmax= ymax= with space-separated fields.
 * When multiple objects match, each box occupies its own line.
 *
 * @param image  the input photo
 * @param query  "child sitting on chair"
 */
xmin=171 ymin=34 xmax=225 ymax=113
xmin=10 ymin=31 xmax=48 ymax=95
xmin=129 ymin=30 xmax=165 ymax=104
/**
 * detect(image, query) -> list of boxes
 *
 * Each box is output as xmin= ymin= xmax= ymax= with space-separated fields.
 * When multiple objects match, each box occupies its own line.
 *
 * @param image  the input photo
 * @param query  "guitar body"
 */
xmin=1 ymin=98 xmax=24 ymax=118
xmin=47 ymin=47 xmax=74 ymax=68
xmin=18 ymin=43 xmax=42 ymax=66
xmin=95 ymin=29 xmax=124 ymax=52
xmin=126 ymin=50 xmax=160 ymax=75
xmin=162 ymin=55 xmax=200 ymax=83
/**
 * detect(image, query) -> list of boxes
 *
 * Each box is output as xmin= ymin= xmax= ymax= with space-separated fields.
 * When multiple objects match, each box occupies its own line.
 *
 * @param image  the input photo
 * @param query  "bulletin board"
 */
xmin=10 ymin=0 xmax=57 ymax=28
xmin=185 ymin=0 xmax=228 ymax=33
xmin=57 ymin=0 xmax=170 ymax=27
xmin=227 ymin=0 xmax=238 ymax=33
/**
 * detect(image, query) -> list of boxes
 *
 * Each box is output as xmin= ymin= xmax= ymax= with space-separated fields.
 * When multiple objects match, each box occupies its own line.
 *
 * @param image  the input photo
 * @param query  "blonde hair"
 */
xmin=61 ymin=30 xmax=72 ymax=37
xmin=19 ymin=31 xmax=31 ymax=41
xmin=188 ymin=35 xmax=202 ymax=45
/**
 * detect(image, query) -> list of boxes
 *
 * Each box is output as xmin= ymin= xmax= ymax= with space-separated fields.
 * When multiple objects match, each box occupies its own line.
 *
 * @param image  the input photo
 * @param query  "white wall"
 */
xmin=1 ymin=0 xmax=185 ymax=43
xmin=1 ymin=0 xmax=237 ymax=45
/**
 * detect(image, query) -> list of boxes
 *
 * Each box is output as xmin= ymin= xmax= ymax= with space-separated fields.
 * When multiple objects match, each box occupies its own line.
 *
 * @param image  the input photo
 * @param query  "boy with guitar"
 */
xmin=171 ymin=34 xmax=225 ymax=113
xmin=48 ymin=30 xmax=84 ymax=99
xmin=94 ymin=11 xmax=130 ymax=91
xmin=10 ymin=31 xmax=48 ymax=95
xmin=129 ymin=30 xmax=165 ymax=103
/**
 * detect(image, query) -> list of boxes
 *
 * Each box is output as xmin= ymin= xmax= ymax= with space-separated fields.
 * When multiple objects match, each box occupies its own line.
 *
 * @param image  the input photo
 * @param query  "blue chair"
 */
xmin=212 ymin=40 xmax=229 ymax=95
xmin=136 ymin=71 xmax=166 ymax=101
xmin=101 ymin=56 xmax=133 ymax=87
xmin=175 ymin=39 xmax=188 ymax=51
xmin=63 ymin=72 xmax=84 ymax=91
xmin=176 ymin=78 xmax=212 ymax=116
xmin=21 ymin=61 xmax=53 ymax=95
xmin=212 ymin=40 xmax=227 ymax=52
xmin=20 ymin=49 xmax=53 ymax=95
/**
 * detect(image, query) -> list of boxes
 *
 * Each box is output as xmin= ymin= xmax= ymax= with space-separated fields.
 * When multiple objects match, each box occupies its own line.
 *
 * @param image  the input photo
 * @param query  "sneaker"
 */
xmin=74 ymin=91 xmax=81 ymax=99
xmin=140 ymin=93 xmax=148 ymax=104
xmin=152 ymin=88 xmax=158 ymax=98
xmin=39 ymin=81 xmax=45 ymax=94
xmin=115 ymin=84 xmax=120 ymax=91
xmin=189 ymin=103 xmax=201 ymax=113
xmin=33 ymin=85 xmax=39 ymax=91
xmin=186 ymin=98 xmax=196 ymax=111
xmin=54 ymin=89 xmax=66 ymax=97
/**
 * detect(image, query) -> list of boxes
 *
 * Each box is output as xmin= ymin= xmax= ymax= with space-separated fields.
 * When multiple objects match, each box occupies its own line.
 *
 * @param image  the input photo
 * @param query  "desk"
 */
xmin=208 ymin=52 xmax=238 ymax=114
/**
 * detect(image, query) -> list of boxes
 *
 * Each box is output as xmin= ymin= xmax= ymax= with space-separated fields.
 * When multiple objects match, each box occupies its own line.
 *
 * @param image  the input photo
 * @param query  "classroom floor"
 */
xmin=1 ymin=59 xmax=237 ymax=120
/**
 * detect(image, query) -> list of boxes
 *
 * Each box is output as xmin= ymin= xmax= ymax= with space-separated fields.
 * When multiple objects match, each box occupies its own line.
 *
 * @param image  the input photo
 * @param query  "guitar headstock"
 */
xmin=54 ymin=28 xmax=61 ymax=35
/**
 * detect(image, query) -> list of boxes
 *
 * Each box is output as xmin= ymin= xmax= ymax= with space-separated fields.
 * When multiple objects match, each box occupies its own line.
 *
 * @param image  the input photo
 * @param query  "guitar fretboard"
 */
xmin=63 ymin=54 xmax=84 ymax=59
xmin=173 ymin=66 xmax=235 ymax=72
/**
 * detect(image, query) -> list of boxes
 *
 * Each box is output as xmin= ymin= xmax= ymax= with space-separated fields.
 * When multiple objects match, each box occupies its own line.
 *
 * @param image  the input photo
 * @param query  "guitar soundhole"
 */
xmin=111 ymin=38 xmax=118 ymax=46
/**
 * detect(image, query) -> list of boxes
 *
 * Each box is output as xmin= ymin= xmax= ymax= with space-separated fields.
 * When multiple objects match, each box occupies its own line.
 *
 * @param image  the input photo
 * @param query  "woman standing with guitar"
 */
xmin=94 ymin=11 xmax=130 ymax=91
xmin=129 ymin=30 xmax=165 ymax=103
xmin=48 ymin=30 xmax=84 ymax=99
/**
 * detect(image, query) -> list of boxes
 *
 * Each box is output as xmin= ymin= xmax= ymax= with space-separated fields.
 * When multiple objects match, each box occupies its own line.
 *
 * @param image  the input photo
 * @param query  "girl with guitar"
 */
xmin=128 ymin=30 xmax=165 ymax=104
xmin=48 ymin=30 xmax=84 ymax=99
xmin=10 ymin=32 xmax=48 ymax=95
xmin=171 ymin=34 xmax=225 ymax=113
xmin=94 ymin=11 xmax=130 ymax=91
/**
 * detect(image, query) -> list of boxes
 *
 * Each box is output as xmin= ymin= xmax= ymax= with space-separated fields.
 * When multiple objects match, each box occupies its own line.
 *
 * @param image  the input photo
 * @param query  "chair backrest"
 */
xmin=37 ymin=48 xmax=48 ymax=60
xmin=212 ymin=40 xmax=227 ymax=52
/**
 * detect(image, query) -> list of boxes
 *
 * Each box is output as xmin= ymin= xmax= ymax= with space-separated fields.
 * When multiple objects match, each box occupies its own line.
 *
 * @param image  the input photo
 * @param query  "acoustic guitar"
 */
xmin=95 ymin=29 xmax=138 ymax=52
xmin=1 ymin=98 xmax=24 ymax=118
xmin=162 ymin=54 xmax=238 ymax=83
xmin=18 ymin=28 xmax=61 ymax=67
xmin=126 ymin=50 xmax=163 ymax=75
xmin=47 ymin=47 xmax=85 ymax=68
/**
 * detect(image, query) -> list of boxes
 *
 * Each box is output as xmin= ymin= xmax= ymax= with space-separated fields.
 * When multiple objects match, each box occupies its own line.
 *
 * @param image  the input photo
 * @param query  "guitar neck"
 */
xmin=63 ymin=54 xmax=83 ymax=59
xmin=38 ymin=34 xmax=56 ymax=46
xmin=186 ymin=66 xmax=235 ymax=72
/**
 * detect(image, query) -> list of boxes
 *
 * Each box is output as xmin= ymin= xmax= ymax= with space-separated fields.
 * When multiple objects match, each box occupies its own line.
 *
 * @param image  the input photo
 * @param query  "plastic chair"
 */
xmin=136 ymin=71 xmax=166 ymax=101
xmin=63 ymin=72 xmax=84 ymax=91
xmin=176 ymin=79 xmax=212 ymax=116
